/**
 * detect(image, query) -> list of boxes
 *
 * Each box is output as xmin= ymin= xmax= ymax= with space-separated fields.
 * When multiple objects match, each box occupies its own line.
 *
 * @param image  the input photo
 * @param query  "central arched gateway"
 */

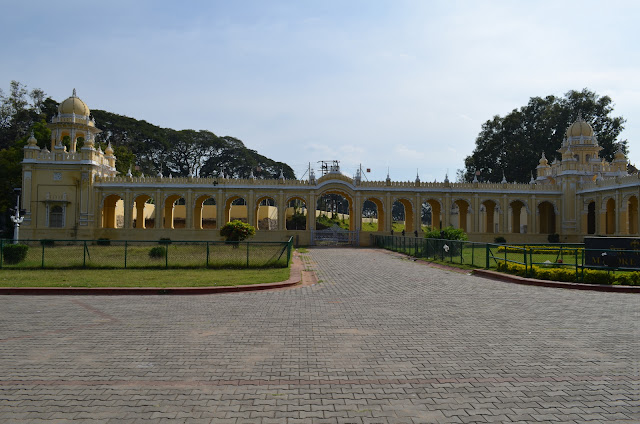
xmin=311 ymin=186 xmax=359 ymax=245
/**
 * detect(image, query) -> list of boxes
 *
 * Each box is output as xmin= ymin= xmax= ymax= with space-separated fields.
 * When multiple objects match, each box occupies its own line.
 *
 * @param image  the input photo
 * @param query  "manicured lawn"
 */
xmin=0 ymin=267 xmax=290 ymax=288
xmin=2 ymin=242 xmax=290 ymax=269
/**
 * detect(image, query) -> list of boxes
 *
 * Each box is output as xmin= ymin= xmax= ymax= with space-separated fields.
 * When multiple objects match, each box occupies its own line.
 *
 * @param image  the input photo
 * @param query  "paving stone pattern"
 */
xmin=0 ymin=247 xmax=638 ymax=423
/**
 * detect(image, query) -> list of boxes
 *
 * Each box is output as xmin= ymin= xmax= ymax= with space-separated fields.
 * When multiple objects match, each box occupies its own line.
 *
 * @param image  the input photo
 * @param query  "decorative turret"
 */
xmin=27 ymin=132 xmax=38 ymax=148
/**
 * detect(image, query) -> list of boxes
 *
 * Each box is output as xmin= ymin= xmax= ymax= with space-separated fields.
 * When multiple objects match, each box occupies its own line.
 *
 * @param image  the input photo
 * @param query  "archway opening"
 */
xmin=163 ymin=195 xmax=184 ymax=229
xmin=316 ymin=193 xmax=351 ymax=230
xmin=362 ymin=199 xmax=383 ymax=232
xmin=195 ymin=195 xmax=217 ymax=229
xmin=451 ymin=199 xmax=470 ymax=232
xmin=480 ymin=200 xmax=498 ymax=233
xmin=286 ymin=198 xmax=307 ymax=230
xmin=509 ymin=200 xmax=527 ymax=233
xmin=392 ymin=199 xmax=414 ymax=233
xmin=256 ymin=197 xmax=278 ymax=230
xmin=225 ymin=196 xmax=248 ymax=224
xmin=538 ymin=201 xmax=556 ymax=234
xmin=587 ymin=201 xmax=596 ymax=234
xmin=422 ymin=199 xmax=441 ymax=231
xmin=606 ymin=198 xmax=616 ymax=234
xmin=103 ymin=194 xmax=124 ymax=229
xmin=629 ymin=196 xmax=638 ymax=235
xmin=133 ymin=195 xmax=153 ymax=229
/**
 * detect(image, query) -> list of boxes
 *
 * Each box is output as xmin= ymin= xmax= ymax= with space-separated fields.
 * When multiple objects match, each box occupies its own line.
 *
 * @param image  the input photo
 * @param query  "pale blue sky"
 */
xmin=2 ymin=0 xmax=639 ymax=181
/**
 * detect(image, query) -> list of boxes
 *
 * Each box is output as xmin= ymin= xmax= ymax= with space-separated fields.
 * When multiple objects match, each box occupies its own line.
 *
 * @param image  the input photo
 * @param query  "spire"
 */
xmin=386 ymin=168 xmax=391 ymax=184
xmin=529 ymin=172 xmax=535 ymax=184
xmin=415 ymin=169 xmax=420 ymax=184
xmin=72 ymin=88 xmax=77 ymax=97
xmin=309 ymin=168 xmax=316 ymax=184
xmin=249 ymin=169 xmax=255 ymax=179
xmin=126 ymin=165 xmax=132 ymax=177
xmin=279 ymin=168 xmax=285 ymax=180
xmin=501 ymin=172 xmax=507 ymax=183
xmin=472 ymin=173 xmax=478 ymax=183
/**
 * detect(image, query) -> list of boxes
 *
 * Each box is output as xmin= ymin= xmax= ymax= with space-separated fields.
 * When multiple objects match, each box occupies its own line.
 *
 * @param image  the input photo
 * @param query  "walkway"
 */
xmin=0 ymin=248 xmax=637 ymax=423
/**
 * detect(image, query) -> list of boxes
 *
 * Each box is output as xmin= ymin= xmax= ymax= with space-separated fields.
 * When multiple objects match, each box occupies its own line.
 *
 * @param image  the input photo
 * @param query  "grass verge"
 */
xmin=0 ymin=267 xmax=290 ymax=288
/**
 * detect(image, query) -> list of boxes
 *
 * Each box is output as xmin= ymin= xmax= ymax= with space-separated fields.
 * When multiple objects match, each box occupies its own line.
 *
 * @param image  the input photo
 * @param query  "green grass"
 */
xmin=2 ymin=242 xmax=290 ymax=269
xmin=382 ymin=240 xmax=582 ymax=270
xmin=0 ymin=267 xmax=290 ymax=288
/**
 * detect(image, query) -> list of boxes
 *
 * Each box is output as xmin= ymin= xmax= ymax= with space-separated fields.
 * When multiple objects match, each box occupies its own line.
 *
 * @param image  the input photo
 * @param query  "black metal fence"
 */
xmin=372 ymin=234 xmax=640 ymax=285
xmin=0 ymin=238 xmax=293 ymax=269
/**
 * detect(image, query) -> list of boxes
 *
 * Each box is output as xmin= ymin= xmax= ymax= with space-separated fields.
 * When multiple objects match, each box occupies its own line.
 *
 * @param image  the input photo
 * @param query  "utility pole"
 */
xmin=10 ymin=189 xmax=24 ymax=244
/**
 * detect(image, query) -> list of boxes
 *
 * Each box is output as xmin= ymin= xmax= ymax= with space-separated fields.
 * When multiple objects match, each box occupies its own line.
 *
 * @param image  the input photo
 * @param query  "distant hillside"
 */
xmin=90 ymin=109 xmax=295 ymax=179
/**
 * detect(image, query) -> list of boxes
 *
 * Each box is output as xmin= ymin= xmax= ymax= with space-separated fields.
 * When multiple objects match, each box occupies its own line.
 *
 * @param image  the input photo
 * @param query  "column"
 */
xmin=155 ymin=189 xmax=164 ymax=229
xmin=278 ymin=190 xmax=285 ymax=230
xmin=186 ymin=189 xmax=194 ymax=230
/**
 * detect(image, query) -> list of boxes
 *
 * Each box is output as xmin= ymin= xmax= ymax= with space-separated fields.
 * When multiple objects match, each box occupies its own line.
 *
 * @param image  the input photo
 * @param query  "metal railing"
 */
xmin=372 ymin=235 xmax=640 ymax=285
xmin=0 ymin=237 xmax=293 ymax=269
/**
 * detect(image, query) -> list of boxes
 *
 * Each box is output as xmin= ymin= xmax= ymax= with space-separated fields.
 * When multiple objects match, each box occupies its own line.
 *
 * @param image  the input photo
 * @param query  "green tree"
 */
xmin=463 ymin=89 xmax=626 ymax=183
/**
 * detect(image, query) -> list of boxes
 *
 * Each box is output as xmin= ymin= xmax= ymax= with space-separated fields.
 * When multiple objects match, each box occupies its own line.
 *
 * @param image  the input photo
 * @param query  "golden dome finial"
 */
xmin=72 ymin=88 xmax=77 ymax=97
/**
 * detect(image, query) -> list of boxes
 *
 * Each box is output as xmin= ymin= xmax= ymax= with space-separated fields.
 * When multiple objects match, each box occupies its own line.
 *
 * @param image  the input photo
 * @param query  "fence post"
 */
xmin=165 ymin=243 xmax=168 ymax=269
xmin=287 ymin=238 xmax=292 ymax=266
xmin=524 ymin=247 xmax=528 ymax=276
xmin=206 ymin=242 xmax=209 ymax=267
xmin=575 ymin=248 xmax=579 ymax=282
xmin=41 ymin=241 xmax=45 ymax=268
xmin=83 ymin=241 xmax=87 ymax=268
xmin=460 ymin=241 xmax=463 ymax=264
xmin=246 ymin=242 xmax=250 ymax=268
xmin=485 ymin=243 xmax=490 ymax=269
xmin=0 ymin=239 xmax=3 ymax=268
xmin=124 ymin=241 xmax=128 ymax=269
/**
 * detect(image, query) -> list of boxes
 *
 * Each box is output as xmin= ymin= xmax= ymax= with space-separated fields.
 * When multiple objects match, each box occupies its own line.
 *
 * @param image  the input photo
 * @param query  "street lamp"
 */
xmin=10 ymin=188 xmax=24 ymax=244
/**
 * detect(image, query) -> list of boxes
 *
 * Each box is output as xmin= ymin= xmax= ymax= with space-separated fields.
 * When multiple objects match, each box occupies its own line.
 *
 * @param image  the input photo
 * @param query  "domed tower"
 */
xmin=557 ymin=115 xmax=602 ymax=169
xmin=47 ymin=89 xmax=102 ymax=152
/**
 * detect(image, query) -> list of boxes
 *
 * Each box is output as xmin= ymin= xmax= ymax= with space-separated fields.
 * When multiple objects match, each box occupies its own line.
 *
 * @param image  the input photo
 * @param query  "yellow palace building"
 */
xmin=19 ymin=91 xmax=639 ymax=245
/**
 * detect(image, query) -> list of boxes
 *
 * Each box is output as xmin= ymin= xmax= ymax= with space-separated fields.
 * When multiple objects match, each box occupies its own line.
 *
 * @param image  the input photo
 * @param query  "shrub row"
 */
xmin=496 ymin=245 xmax=583 ymax=255
xmin=496 ymin=261 xmax=640 ymax=286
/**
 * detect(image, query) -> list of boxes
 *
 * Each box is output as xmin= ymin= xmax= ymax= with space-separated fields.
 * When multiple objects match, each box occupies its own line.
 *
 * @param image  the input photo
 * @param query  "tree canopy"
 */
xmin=462 ymin=89 xmax=627 ymax=183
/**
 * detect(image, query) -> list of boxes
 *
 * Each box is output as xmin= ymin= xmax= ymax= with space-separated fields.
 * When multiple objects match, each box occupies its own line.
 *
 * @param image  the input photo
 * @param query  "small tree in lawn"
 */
xmin=220 ymin=220 xmax=255 ymax=247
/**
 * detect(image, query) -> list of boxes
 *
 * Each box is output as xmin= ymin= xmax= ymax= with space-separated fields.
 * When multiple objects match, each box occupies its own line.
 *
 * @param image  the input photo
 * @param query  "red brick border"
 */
xmin=473 ymin=268 xmax=640 ymax=293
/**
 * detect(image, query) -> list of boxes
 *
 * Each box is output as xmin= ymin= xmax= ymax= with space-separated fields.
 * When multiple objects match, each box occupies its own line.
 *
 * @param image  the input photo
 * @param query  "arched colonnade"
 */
xmin=97 ymin=184 xmax=573 ymax=237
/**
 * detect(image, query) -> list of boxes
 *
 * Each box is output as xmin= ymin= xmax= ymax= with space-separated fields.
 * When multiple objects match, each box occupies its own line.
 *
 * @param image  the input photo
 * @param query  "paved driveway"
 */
xmin=0 ymin=248 xmax=638 ymax=423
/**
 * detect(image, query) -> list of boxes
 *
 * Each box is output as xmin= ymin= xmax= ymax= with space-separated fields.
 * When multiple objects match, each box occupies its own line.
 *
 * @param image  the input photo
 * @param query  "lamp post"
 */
xmin=10 ymin=189 xmax=24 ymax=244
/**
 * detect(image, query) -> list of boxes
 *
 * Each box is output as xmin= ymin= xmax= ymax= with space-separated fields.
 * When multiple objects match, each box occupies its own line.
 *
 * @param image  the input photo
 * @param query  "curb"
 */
xmin=473 ymin=269 xmax=640 ymax=293
xmin=0 ymin=254 xmax=303 ymax=296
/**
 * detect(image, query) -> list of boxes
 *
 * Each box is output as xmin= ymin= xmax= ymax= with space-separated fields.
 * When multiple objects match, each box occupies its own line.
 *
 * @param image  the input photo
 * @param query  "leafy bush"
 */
xmin=494 ymin=236 xmax=506 ymax=244
xmin=97 ymin=238 xmax=111 ymax=246
xmin=3 ymin=244 xmax=28 ymax=264
xmin=424 ymin=226 xmax=468 ymax=241
xmin=158 ymin=238 xmax=172 ymax=245
xmin=547 ymin=233 xmax=560 ymax=243
xmin=220 ymin=220 xmax=256 ymax=242
xmin=149 ymin=246 xmax=166 ymax=258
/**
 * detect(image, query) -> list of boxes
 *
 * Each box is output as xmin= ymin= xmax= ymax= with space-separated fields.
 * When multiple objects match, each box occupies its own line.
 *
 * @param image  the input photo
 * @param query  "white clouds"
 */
xmin=1 ymin=0 xmax=639 ymax=179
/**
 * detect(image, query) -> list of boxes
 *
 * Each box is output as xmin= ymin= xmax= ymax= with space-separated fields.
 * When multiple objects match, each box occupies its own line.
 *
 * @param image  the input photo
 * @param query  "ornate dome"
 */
xmin=566 ymin=116 xmax=594 ymax=138
xmin=58 ymin=88 xmax=90 ymax=116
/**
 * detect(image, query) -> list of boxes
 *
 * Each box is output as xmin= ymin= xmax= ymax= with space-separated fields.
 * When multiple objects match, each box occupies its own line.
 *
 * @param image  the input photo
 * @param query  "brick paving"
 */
xmin=0 ymin=247 xmax=638 ymax=423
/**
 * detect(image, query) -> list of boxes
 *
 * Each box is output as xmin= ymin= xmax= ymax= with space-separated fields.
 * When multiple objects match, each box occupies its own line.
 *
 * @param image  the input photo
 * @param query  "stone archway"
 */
xmin=393 ymin=198 xmax=414 ymax=233
xmin=255 ymin=196 xmax=278 ymax=231
xmin=362 ymin=198 xmax=384 ymax=232
xmin=102 ymin=194 xmax=124 ymax=229
xmin=538 ymin=201 xmax=556 ymax=234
